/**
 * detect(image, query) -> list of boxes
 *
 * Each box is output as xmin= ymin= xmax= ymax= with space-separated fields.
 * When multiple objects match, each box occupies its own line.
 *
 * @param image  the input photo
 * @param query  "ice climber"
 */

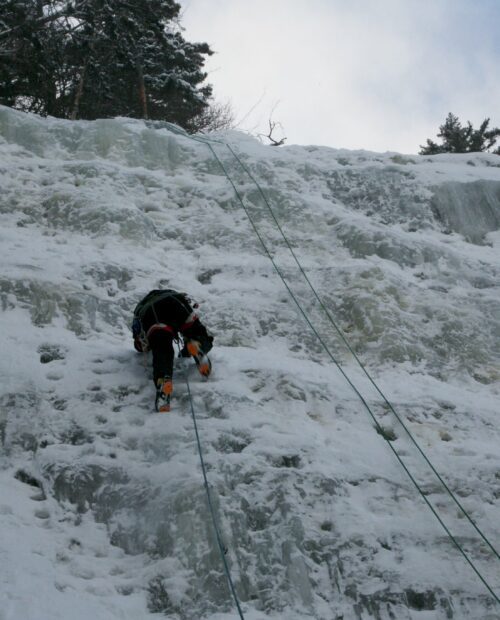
xmin=132 ymin=289 xmax=213 ymax=412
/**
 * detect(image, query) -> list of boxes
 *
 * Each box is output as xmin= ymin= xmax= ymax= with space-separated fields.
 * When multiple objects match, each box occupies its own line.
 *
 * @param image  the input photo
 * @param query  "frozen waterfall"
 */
xmin=0 ymin=106 xmax=499 ymax=620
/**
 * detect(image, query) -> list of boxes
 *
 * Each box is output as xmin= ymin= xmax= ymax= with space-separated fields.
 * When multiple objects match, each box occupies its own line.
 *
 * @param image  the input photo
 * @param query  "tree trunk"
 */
xmin=44 ymin=77 xmax=58 ymax=117
xmin=71 ymin=63 xmax=87 ymax=120
xmin=137 ymin=61 xmax=148 ymax=119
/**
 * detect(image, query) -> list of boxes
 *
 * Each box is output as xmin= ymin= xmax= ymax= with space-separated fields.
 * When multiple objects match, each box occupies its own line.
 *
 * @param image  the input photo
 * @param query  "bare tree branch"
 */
xmin=259 ymin=118 xmax=286 ymax=146
xmin=192 ymin=99 xmax=235 ymax=133
xmin=233 ymin=89 xmax=267 ymax=130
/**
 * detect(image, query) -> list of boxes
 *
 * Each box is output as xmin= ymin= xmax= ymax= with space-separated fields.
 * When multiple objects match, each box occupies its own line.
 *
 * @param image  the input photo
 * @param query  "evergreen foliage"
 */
xmin=0 ymin=0 xmax=214 ymax=129
xmin=420 ymin=113 xmax=500 ymax=155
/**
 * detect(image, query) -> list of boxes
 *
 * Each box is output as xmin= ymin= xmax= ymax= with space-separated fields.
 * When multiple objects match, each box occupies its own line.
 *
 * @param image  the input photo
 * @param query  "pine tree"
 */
xmin=420 ymin=113 xmax=500 ymax=155
xmin=0 ymin=0 xmax=213 ymax=129
xmin=0 ymin=1 xmax=69 ymax=116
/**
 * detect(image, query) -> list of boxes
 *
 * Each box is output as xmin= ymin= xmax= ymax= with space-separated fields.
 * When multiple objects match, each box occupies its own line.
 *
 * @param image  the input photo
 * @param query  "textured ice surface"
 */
xmin=0 ymin=106 xmax=499 ymax=619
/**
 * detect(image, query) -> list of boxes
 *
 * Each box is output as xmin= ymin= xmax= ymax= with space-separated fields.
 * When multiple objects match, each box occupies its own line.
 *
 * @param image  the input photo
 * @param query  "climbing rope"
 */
xmin=156 ymin=123 xmax=499 ymax=604
xmin=179 ymin=347 xmax=246 ymax=619
xmin=200 ymin=143 xmax=500 ymax=605
xmin=224 ymin=143 xmax=500 ymax=563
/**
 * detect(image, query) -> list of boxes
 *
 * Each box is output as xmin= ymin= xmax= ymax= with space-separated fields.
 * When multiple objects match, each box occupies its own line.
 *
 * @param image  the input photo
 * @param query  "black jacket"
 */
xmin=132 ymin=289 xmax=198 ymax=352
xmin=133 ymin=289 xmax=195 ymax=333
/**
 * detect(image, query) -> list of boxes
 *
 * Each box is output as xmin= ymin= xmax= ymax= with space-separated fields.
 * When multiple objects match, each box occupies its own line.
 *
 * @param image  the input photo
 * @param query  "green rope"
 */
xmin=202 ymin=143 xmax=499 ymax=605
xmin=180 ymin=351 xmax=245 ymax=619
xmin=225 ymin=143 xmax=500 ymax=561
xmin=153 ymin=123 xmax=499 ymax=604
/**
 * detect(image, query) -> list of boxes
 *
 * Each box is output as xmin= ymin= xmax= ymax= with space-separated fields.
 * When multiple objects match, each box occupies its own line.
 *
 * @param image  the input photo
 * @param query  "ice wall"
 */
xmin=1 ymin=106 xmax=499 ymax=620
xmin=431 ymin=179 xmax=500 ymax=244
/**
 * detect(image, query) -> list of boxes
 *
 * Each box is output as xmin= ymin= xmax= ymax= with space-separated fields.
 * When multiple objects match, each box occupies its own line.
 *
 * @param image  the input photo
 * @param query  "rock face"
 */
xmin=0 ymin=106 xmax=499 ymax=620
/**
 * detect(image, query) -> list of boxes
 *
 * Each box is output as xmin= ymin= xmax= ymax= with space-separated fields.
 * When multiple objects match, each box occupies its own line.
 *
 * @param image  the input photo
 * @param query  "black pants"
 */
xmin=149 ymin=331 xmax=175 ymax=385
xmin=149 ymin=320 xmax=213 ymax=385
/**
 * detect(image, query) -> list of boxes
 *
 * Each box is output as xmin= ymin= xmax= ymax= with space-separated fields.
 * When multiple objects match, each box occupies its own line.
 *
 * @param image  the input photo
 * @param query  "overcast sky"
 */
xmin=179 ymin=0 xmax=500 ymax=154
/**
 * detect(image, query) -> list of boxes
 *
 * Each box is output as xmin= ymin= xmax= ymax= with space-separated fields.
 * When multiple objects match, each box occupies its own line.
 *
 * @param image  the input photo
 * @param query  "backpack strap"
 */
xmin=134 ymin=290 xmax=176 ymax=320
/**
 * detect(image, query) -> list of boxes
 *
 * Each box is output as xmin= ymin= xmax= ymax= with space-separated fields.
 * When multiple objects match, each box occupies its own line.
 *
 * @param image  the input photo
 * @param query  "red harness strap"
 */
xmin=146 ymin=323 xmax=176 ymax=339
xmin=146 ymin=312 xmax=198 ymax=340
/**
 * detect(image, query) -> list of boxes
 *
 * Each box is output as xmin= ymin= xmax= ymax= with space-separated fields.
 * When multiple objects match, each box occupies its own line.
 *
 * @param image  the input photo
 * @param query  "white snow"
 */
xmin=0 ymin=105 xmax=499 ymax=619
